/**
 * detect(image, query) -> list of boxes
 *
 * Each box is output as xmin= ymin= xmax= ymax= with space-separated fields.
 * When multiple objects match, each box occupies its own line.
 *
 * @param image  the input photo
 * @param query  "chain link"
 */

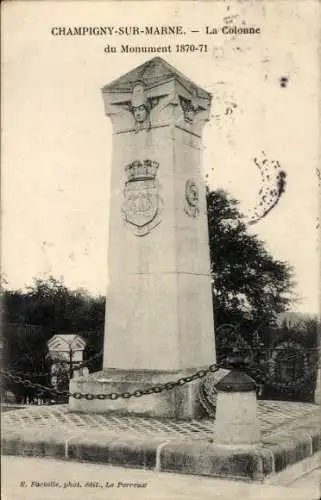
xmin=4 ymin=352 xmax=103 ymax=379
xmin=2 ymin=355 xmax=319 ymax=400
xmin=70 ymin=351 xmax=103 ymax=371
xmin=0 ymin=362 xmax=223 ymax=400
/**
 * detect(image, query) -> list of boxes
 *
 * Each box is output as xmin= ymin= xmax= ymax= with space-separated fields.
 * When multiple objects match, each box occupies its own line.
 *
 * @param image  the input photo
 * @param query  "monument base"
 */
xmin=69 ymin=369 xmax=228 ymax=420
xmin=3 ymin=402 xmax=321 ymax=483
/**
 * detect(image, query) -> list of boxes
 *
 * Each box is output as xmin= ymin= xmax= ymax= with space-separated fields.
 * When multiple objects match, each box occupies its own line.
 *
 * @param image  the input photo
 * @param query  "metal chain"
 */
xmin=4 ymin=352 xmax=103 ymax=379
xmin=0 ymin=363 xmax=223 ymax=400
xmin=65 ymin=351 xmax=103 ymax=371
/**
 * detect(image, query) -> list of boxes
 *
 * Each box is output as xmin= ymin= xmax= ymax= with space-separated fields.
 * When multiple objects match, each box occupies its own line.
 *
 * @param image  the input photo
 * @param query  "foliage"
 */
xmin=207 ymin=188 xmax=296 ymax=338
xmin=1 ymin=277 xmax=105 ymax=400
xmin=2 ymin=323 xmax=53 ymax=403
xmin=3 ymin=276 xmax=105 ymax=331
xmin=206 ymin=189 xmax=320 ymax=402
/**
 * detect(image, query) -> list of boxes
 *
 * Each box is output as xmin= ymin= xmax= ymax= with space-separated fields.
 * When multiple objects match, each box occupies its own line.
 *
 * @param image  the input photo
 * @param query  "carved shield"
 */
xmin=122 ymin=179 xmax=162 ymax=235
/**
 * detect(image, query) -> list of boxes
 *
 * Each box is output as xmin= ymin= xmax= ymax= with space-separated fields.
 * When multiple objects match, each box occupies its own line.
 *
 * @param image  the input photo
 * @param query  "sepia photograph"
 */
xmin=1 ymin=1 xmax=320 ymax=499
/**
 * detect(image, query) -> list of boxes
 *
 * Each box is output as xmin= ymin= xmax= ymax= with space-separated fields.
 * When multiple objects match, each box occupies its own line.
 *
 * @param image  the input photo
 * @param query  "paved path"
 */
xmin=2 ymin=401 xmax=319 ymax=440
xmin=2 ymin=403 xmax=321 ymax=483
xmin=2 ymin=456 xmax=320 ymax=500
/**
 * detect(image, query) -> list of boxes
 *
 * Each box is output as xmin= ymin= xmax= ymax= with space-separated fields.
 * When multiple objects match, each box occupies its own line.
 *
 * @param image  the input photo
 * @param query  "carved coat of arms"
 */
xmin=122 ymin=160 xmax=163 ymax=236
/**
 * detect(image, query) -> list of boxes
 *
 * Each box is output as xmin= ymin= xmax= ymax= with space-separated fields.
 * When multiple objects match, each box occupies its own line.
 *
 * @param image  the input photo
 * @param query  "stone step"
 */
xmin=2 ymin=403 xmax=321 ymax=482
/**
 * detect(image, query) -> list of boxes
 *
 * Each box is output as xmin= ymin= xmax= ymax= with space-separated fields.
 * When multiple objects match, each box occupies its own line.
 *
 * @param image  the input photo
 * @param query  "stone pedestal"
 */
xmin=69 ymin=57 xmax=216 ymax=418
xmin=70 ymin=369 xmax=208 ymax=419
xmin=214 ymin=370 xmax=261 ymax=447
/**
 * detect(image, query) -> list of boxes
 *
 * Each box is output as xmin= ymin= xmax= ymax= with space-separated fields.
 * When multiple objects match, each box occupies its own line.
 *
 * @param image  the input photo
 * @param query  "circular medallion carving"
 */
xmin=184 ymin=179 xmax=200 ymax=217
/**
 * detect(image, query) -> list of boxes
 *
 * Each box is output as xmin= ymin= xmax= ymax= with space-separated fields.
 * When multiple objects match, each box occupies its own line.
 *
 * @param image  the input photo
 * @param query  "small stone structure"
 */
xmin=48 ymin=334 xmax=86 ymax=386
xmin=48 ymin=334 xmax=86 ymax=364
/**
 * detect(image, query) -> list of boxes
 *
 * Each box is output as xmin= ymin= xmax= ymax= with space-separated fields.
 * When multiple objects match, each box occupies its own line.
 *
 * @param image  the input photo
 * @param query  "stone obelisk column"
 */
xmin=70 ymin=57 xmax=215 ymax=419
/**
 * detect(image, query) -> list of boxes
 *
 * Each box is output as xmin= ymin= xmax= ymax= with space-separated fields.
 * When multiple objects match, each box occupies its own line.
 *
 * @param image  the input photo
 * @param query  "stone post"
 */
xmin=214 ymin=370 xmax=261 ymax=447
xmin=69 ymin=57 xmax=216 ymax=419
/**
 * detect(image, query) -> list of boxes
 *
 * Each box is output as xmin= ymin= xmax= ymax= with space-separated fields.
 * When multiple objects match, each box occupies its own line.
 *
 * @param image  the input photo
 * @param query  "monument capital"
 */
xmin=101 ymin=57 xmax=212 ymax=136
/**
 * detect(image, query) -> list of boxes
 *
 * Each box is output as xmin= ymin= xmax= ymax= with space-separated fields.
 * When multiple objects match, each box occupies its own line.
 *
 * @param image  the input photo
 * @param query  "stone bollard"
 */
xmin=214 ymin=369 xmax=261 ymax=447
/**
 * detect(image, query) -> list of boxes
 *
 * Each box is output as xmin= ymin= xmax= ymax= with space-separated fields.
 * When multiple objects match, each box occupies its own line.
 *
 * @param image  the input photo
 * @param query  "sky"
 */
xmin=2 ymin=1 xmax=320 ymax=314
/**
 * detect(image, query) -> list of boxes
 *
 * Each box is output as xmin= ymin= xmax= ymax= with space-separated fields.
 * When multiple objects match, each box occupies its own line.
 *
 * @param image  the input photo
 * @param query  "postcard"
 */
xmin=1 ymin=1 xmax=320 ymax=499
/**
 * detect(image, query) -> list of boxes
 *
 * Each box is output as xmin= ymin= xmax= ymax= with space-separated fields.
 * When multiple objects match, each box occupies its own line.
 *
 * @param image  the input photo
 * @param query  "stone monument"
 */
xmin=70 ymin=57 xmax=216 ymax=419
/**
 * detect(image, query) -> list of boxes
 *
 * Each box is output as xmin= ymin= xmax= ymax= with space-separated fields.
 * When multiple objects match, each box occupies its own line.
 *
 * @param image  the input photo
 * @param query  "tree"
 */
xmin=2 ymin=277 xmax=105 ymax=400
xmin=3 ymin=276 xmax=105 ymax=337
xmin=4 ymin=324 xmax=53 ymax=403
xmin=207 ymin=189 xmax=296 ymax=338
